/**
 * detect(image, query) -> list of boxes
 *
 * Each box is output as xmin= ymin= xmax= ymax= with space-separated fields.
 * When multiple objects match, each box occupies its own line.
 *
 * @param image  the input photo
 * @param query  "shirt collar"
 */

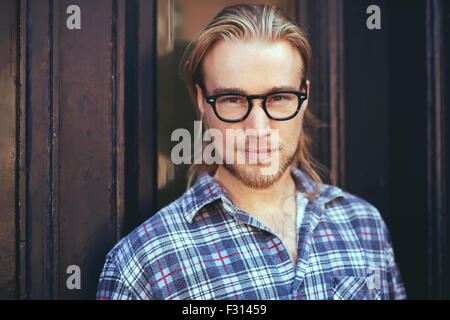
xmin=184 ymin=173 xmax=234 ymax=223
xmin=183 ymin=167 xmax=344 ymax=224
xmin=291 ymin=167 xmax=345 ymax=206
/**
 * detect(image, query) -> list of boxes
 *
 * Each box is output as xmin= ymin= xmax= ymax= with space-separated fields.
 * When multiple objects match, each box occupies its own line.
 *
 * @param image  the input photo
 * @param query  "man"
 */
xmin=97 ymin=4 xmax=406 ymax=300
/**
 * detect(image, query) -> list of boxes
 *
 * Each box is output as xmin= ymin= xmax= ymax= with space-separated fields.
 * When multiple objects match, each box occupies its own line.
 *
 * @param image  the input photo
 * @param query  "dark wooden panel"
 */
xmin=426 ymin=0 xmax=449 ymax=299
xmin=115 ymin=0 xmax=126 ymax=243
xmin=444 ymin=0 xmax=450 ymax=300
xmin=0 ymin=0 xmax=18 ymax=299
xmin=16 ymin=0 xmax=126 ymax=299
xmin=137 ymin=0 xmax=158 ymax=225
xmin=297 ymin=0 xmax=332 ymax=182
xmin=123 ymin=0 xmax=140 ymax=235
xmin=57 ymin=0 xmax=118 ymax=299
xmin=297 ymin=0 xmax=346 ymax=187
xmin=343 ymin=0 xmax=390 ymax=218
xmin=26 ymin=0 xmax=54 ymax=299
xmin=387 ymin=0 xmax=428 ymax=299
xmin=123 ymin=0 xmax=157 ymax=235
xmin=328 ymin=0 xmax=346 ymax=188
xmin=18 ymin=0 xmax=28 ymax=300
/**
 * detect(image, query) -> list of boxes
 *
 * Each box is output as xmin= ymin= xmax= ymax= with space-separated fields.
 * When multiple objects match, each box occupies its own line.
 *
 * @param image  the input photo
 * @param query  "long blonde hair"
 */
xmin=181 ymin=4 xmax=326 ymax=198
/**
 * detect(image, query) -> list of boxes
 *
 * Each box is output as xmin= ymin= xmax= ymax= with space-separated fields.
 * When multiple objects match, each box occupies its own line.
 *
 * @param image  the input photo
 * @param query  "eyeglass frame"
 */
xmin=202 ymin=88 xmax=308 ymax=123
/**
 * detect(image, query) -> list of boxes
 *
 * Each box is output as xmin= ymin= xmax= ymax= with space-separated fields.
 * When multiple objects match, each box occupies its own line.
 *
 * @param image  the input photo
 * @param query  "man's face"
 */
xmin=196 ymin=39 xmax=309 ymax=189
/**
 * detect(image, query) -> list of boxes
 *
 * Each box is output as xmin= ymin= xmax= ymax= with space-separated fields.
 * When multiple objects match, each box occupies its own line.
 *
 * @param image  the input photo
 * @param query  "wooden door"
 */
xmin=0 ymin=0 xmax=158 ymax=299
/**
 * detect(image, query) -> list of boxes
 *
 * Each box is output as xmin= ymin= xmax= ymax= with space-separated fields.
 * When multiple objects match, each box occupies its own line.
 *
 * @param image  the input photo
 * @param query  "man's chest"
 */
xmin=268 ymin=217 xmax=298 ymax=267
xmin=145 ymin=216 xmax=386 ymax=300
xmin=256 ymin=203 xmax=299 ymax=267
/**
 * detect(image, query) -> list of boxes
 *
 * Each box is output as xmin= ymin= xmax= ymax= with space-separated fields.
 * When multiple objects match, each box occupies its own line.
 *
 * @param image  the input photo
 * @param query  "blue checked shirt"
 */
xmin=97 ymin=167 xmax=406 ymax=300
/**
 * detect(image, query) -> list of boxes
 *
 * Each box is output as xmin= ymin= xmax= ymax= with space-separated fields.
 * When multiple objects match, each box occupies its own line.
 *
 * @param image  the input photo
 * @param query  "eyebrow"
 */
xmin=209 ymin=85 xmax=301 ymax=96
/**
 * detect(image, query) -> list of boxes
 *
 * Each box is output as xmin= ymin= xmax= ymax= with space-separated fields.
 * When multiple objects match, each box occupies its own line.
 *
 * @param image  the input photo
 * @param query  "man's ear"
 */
xmin=297 ymin=79 xmax=310 ymax=124
xmin=306 ymin=79 xmax=310 ymax=99
xmin=195 ymin=84 xmax=205 ymax=115
xmin=300 ymin=80 xmax=310 ymax=115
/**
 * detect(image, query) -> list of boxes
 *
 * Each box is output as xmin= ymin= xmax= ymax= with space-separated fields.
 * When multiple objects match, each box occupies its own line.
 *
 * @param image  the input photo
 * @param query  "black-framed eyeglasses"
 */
xmin=203 ymin=89 xmax=307 ymax=123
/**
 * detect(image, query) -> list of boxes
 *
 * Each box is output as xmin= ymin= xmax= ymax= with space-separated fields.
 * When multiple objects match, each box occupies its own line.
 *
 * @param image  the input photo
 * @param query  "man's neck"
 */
xmin=213 ymin=166 xmax=297 ymax=218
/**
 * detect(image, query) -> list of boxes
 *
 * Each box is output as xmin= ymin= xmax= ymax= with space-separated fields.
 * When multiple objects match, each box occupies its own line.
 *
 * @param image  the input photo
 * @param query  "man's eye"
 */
xmin=222 ymin=96 xmax=244 ymax=104
xmin=269 ymin=94 xmax=295 ymax=103
xmin=270 ymin=95 xmax=286 ymax=102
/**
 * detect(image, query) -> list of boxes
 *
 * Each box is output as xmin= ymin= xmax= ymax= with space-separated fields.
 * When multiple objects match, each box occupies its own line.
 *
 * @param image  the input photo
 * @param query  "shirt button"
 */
xmin=331 ymin=278 xmax=339 ymax=287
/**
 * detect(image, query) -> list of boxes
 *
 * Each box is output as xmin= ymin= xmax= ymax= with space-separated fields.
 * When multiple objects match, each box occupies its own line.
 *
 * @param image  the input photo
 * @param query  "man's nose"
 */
xmin=243 ymin=99 xmax=271 ymax=131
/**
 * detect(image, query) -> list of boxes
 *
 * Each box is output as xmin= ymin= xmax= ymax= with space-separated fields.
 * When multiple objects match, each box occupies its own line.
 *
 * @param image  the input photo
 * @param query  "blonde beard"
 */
xmin=222 ymin=141 xmax=300 ymax=189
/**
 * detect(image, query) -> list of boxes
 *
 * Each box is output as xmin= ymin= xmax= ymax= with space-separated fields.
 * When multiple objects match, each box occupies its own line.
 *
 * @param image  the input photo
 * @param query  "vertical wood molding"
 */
xmin=0 ymin=0 xmax=18 ymax=299
xmin=426 ymin=0 xmax=447 ymax=299
xmin=18 ymin=0 xmax=28 ymax=300
xmin=115 ymin=0 xmax=126 ymax=243
xmin=297 ymin=0 xmax=345 ymax=187
xmin=137 ymin=0 xmax=158 ymax=223
xmin=50 ymin=0 xmax=60 ymax=299
xmin=328 ymin=0 xmax=346 ymax=188
xmin=26 ymin=0 xmax=54 ymax=299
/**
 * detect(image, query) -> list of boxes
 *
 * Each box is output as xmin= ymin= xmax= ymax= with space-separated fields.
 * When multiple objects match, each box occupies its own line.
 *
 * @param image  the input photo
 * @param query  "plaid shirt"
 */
xmin=97 ymin=167 xmax=406 ymax=300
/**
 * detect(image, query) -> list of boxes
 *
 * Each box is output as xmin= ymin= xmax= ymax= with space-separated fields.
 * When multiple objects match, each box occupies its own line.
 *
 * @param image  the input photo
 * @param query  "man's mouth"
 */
xmin=236 ymin=148 xmax=279 ymax=164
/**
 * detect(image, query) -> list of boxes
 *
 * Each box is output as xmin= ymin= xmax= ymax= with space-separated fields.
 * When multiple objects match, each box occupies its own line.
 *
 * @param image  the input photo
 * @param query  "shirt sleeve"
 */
xmin=96 ymin=255 xmax=137 ymax=300
xmin=382 ymin=222 xmax=407 ymax=300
